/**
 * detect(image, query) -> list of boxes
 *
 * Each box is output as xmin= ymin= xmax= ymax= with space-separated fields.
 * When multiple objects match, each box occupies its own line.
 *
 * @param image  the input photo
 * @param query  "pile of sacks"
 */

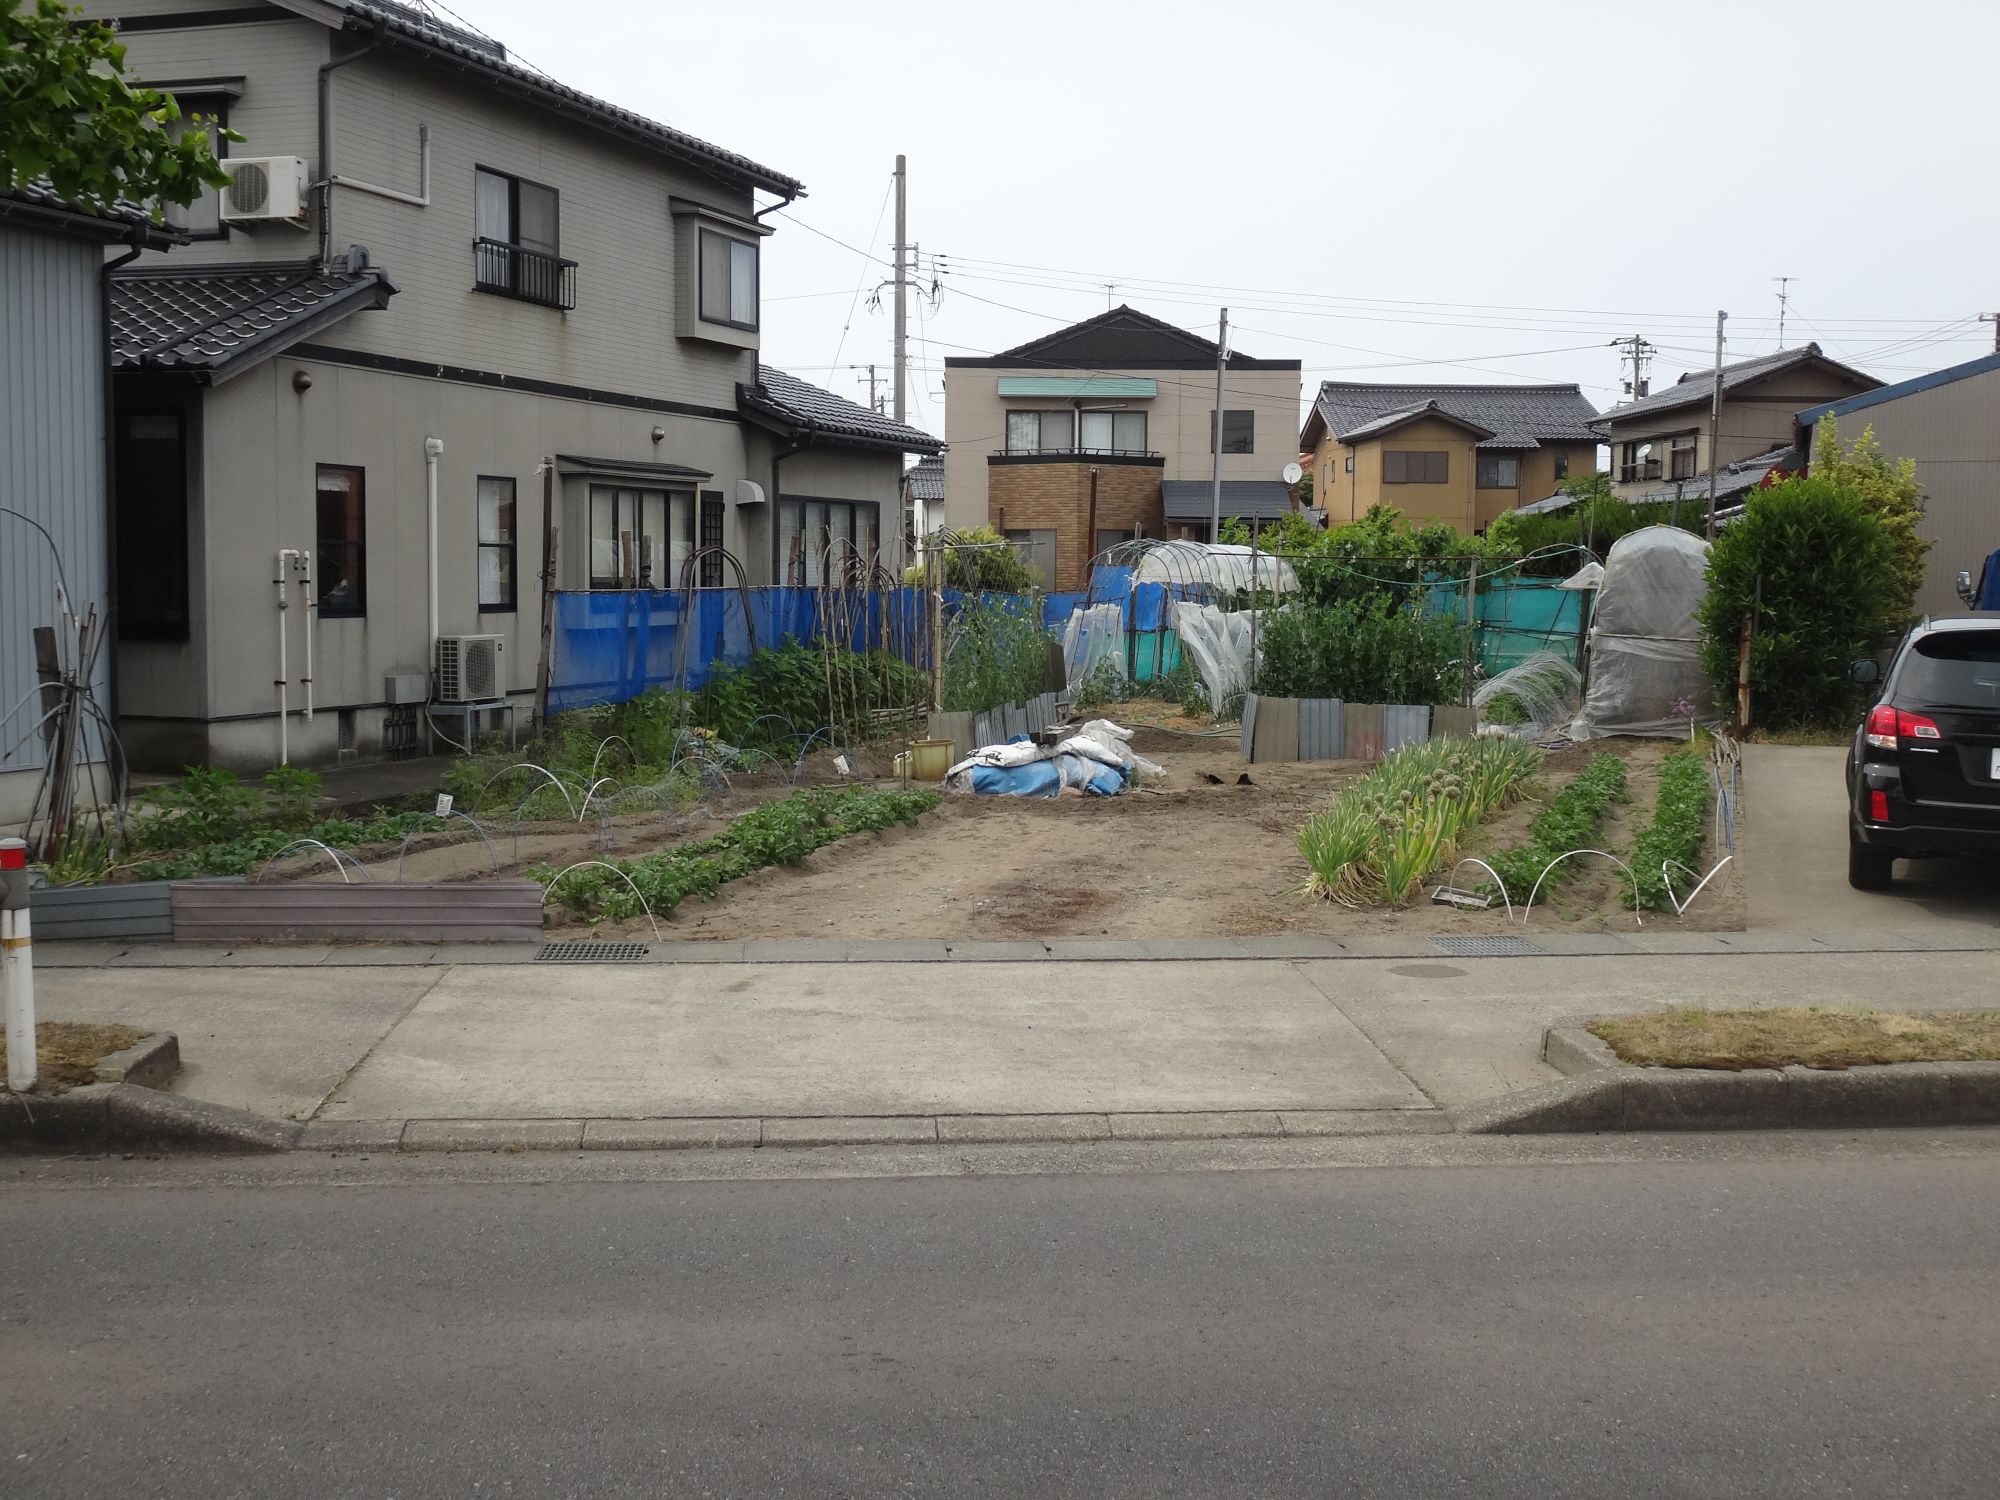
xmin=944 ymin=719 xmax=1165 ymax=798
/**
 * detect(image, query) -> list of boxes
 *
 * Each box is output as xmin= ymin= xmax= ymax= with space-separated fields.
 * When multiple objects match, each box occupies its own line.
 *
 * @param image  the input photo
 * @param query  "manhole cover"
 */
xmin=1431 ymin=936 xmax=1545 ymax=958
xmin=536 ymin=942 xmax=651 ymax=962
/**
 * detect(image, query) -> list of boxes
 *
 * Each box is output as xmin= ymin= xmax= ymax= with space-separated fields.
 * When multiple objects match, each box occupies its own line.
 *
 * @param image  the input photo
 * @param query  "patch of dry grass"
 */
xmin=1747 ymin=726 xmax=1853 ymax=747
xmin=0 ymin=1021 xmax=148 ymax=1094
xmin=1591 ymin=1007 xmax=2000 ymax=1071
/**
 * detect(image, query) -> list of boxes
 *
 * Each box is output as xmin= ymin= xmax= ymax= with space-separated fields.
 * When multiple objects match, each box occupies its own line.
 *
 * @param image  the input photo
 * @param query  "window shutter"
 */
xmin=1384 ymin=451 xmax=1406 ymax=483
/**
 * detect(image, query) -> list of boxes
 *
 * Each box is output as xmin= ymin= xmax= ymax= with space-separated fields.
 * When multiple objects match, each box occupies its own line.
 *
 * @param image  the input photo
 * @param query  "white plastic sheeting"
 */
xmin=1173 ymin=601 xmax=1255 ymax=714
xmin=1569 ymin=526 xmax=1715 ymax=740
xmin=1475 ymin=651 xmax=1583 ymax=737
xmin=1131 ymin=542 xmax=1298 ymax=595
xmin=1062 ymin=603 xmax=1127 ymax=693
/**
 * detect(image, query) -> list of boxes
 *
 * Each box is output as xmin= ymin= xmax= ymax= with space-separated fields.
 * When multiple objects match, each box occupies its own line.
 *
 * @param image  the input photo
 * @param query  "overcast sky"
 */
xmin=458 ymin=0 xmax=1998 ymax=446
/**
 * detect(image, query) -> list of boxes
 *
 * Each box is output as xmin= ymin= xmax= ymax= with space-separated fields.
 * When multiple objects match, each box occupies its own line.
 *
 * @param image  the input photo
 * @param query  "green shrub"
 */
xmin=1482 ymin=753 xmax=1627 ymax=901
xmin=905 ymin=525 xmax=1041 ymax=592
xmin=943 ymin=595 xmax=1050 ymax=712
xmin=1298 ymin=737 xmax=1541 ymax=906
xmin=1256 ymin=596 xmax=1464 ymax=706
xmin=262 ymin=765 xmax=322 ymax=830
xmin=1628 ymin=750 xmax=1710 ymax=911
xmin=1696 ymin=476 xmax=1895 ymax=732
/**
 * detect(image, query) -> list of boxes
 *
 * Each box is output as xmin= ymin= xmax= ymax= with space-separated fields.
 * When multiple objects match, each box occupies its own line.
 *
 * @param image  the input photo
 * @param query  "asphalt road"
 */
xmin=5 ymin=1147 xmax=1999 ymax=1498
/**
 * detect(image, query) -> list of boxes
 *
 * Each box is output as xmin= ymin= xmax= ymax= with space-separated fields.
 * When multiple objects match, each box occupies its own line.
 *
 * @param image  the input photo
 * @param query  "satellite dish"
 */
xmin=1282 ymin=462 xmax=1303 ymax=485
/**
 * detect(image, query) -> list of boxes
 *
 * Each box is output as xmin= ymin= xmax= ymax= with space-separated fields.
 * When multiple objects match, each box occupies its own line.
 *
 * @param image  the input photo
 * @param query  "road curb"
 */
xmin=298 ymin=1108 xmax=1451 ymax=1154
xmin=1458 ymin=1026 xmax=2000 ymax=1134
xmin=0 ymin=1081 xmax=301 ymax=1154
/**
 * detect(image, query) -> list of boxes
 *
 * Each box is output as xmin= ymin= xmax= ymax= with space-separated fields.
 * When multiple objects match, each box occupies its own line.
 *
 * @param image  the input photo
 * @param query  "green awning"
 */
xmin=995 ymin=376 xmax=1158 ymax=398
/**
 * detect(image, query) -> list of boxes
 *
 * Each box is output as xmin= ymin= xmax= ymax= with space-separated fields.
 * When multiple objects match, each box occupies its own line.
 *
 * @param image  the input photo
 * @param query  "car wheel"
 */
xmin=1848 ymin=836 xmax=1894 ymax=891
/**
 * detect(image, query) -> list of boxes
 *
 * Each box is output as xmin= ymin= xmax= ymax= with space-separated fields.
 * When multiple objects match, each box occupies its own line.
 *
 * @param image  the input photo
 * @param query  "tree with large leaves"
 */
xmin=2 ymin=0 xmax=233 ymax=214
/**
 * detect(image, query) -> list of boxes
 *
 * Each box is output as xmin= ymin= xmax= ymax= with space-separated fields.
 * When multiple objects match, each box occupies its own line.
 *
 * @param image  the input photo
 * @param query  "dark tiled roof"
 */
xmin=744 ymin=366 xmax=943 ymax=453
xmin=111 ymin=260 xmax=396 ymax=376
xmin=1338 ymin=399 xmax=1496 ymax=444
xmin=1161 ymin=480 xmax=1295 ymax=521
xmin=1 ymin=180 xmax=183 ymax=245
xmin=1595 ymin=344 xmax=1879 ymax=427
xmin=905 ymin=454 xmax=944 ymax=501
xmin=1310 ymin=381 xmax=1599 ymax=451
xmin=311 ymin=2 xmax=802 ymax=196
xmin=944 ymin=305 xmax=1300 ymax=372
xmin=1624 ymin=445 xmax=1802 ymax=507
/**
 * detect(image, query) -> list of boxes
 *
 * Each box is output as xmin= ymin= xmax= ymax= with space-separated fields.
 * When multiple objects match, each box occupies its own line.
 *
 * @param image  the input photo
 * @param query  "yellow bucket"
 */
xmin=909 ymin=738 xmax=955 ymax=781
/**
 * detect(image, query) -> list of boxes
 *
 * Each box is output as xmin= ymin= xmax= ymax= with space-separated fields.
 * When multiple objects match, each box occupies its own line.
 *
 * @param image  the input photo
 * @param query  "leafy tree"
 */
xmin=1696 ymin=475 xmax=1895 ymax=731
xmin=908 ymin=525 xmax=1042 ymax=593
xmin=1216 ymin=516 xmax=1253 ymax=546
xmin=1295 ymin=470 xmax=1314 ymax=507
xmin=2 ymin=0 xmax=234 ymax=213
xmin=1811 ymin=414 xmax=1928 ymax=625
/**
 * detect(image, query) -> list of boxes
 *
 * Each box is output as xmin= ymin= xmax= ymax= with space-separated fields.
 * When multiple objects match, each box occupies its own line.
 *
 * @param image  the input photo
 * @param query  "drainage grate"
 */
xmin=1431 ymin=935 xmax=1545 ymax=958
xmin=536 ymin=942 xmax=651 ymax=963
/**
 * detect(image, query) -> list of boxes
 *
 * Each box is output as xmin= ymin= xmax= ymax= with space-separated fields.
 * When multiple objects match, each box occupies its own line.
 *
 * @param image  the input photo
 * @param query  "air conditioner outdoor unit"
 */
xmin=221 ymin=157 xmax=309 ymax=222
xmin=434 ymin=634 xmax=505 ymax=704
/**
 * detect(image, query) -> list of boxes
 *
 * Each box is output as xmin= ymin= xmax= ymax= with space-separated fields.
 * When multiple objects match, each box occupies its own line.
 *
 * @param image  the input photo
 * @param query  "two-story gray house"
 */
xmin=87 ymin=0 xmax=937 ymax=772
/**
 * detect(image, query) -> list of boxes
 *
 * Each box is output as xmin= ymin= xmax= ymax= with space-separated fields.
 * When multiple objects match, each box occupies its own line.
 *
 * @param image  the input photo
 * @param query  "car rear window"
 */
xmin=1901 ymin=632 xmax=2000 ymax=706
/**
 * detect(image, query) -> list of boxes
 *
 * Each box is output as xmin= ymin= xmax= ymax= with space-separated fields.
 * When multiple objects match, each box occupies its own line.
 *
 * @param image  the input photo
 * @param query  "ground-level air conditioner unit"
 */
xmin=221 ymin=157 xmax=309 ymax=223
xmin=435 ymin=634 xmax=505 ymax=704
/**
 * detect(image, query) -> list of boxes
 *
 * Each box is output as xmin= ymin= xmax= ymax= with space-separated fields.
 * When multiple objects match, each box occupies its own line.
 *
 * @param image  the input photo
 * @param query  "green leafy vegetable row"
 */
xmin=537 ymin=784 xmax=940 ymax=921
xmin=1481 ymin=753 xmax=1627 ymax=902
xmin=1627 ymin=750 xmax=1711 ymax=910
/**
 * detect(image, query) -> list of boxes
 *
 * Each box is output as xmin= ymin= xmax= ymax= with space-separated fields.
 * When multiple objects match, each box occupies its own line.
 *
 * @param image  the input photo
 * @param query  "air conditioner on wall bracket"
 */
xmin=221 ymin=157 xmax=309 ymax=223
xmin=434 ymin=635 xmax=505 ymax=704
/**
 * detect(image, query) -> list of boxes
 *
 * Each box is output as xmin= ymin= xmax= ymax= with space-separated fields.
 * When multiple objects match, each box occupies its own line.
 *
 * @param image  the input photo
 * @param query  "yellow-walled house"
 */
xmin=1300 ymin=382 xmax=1601 ymax=532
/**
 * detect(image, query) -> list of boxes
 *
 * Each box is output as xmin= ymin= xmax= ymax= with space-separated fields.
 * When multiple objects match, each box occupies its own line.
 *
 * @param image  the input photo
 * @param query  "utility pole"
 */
xmin=1982 ymin=312 xmax=2000 ymax=353
xmin=1102 ymin=282 xmax=1117 ymax=309
xmin=892 ymin=154 xmax=907 ymax=426
xmin=1773 ymin=276 xmax=1795 ymax=346
xmin=1610 ymin=333 xmax=1654 ymax=400
xmin=850 ymin=364 xmax=880 ymax=413
xmin=1707 ymin=310 xmax=1727 ymax=541
xmin=1209 ymin=308 xmax=1229 ymax=542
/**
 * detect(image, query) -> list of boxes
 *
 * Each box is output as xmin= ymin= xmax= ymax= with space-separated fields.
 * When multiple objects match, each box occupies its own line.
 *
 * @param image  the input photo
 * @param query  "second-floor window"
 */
xmin=162 ymin=95 xmax=229 ymax=238
xmin=1079 ymin=410 xmax=1146 ymax=453
xmin=1211 ymin=410 xmax=1255 ymax=454
xmin=1006 ymin=410 xmax=1074 ymax=453
xmin=1476 ymin=455 xmax=1519 ymax=489
xmin=699 ymin=228 xmax=759 ymax=329
xmin=474 ymin=167 xmax=574 ymax=309
xmin=1619 ymin=441 xmax=1661 ymax=483
xmin=1383 ymin=450 xmax=1448 ymax=484
xmin=1670 ymin=434 xmax=1698 ymax=479
xmin=1553 ymin=451 xmax=1570 ymax=481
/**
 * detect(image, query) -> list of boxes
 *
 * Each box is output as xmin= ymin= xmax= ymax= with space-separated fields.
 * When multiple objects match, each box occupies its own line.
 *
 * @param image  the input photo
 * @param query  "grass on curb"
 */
xmin=0 ymin=1022 xmax=148 ymax=1094
xmin=1590 ymin=1007 xmax=2000 ymax=1071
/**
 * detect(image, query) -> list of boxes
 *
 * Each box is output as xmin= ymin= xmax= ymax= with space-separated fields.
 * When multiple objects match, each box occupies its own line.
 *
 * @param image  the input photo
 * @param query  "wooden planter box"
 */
xmin=29 ymin=876 xmax=243 ymax=942
xmin=171 ymin=880 xmax=546 ymax=944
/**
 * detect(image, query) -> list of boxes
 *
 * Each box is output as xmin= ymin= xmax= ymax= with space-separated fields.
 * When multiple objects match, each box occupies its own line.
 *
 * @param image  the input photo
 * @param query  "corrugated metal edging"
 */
xmin=926 ymin=711 xmax=975 ymax=763
xmin=1382 ymin=705 xmax=1432 ymax=754
xmin=1431 ymin=705 xmax=1476 ymax=740
xmin=1344 ymin=703 xmax=1386 ymax=761
xmin=171 ymin=881 xmax=545 ymax=943
xmin=31 ymin=878 xmax=187 ymax=941
xmin=1240 ymin=693 xmax=1259 ymax=761
xmin=1250 ymin=695 xmax=1299 ymax=764
xmin=1298 ymin=699 xmax=1345 ymax=761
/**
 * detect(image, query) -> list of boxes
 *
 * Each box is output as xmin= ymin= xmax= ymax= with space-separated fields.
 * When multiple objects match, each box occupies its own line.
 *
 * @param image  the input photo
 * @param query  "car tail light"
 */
xmin=1865 ymin=705 xmax=1946 ymax=751
xmin=1869 ymin=789 xmax=1891 ymax=822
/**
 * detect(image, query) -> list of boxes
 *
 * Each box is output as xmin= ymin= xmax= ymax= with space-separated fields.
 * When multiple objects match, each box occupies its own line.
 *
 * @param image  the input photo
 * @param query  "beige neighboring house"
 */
xmin=1299 ymin=382 xmax=1601 ymax=531
xmin=1796 ymin=350 xmax=2000 ymax=618
xmin=941 ymin=307 xmax=1301 ymax=591
xmin=85 ymin=0 xmax=936 ymax=773
xmin=1597 ymin=343 xmax=1878 ymax=499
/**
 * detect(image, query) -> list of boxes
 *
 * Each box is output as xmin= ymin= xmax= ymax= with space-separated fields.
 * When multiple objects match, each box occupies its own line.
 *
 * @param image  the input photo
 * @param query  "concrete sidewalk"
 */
xmin=30 ymin=948 xmax=2000 ymax=1149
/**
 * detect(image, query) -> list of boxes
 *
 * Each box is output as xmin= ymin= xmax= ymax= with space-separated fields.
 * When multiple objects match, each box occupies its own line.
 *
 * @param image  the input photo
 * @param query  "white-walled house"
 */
xmin=85 ymin=0 xmax=936 ymax=772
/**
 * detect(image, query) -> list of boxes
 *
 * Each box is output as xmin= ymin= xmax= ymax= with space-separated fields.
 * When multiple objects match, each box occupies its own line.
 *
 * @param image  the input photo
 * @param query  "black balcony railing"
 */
xmin=473 ymin=238 xmax=577 ymax=310
xmin=1618 ymin=458 xmax=1664 ymax=483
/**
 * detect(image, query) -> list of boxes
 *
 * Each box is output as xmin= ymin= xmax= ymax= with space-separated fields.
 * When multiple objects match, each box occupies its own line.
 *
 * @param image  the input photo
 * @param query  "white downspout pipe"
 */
xmin=424 ymin=437 xmax=443 ymax=694
xmin=275 ymin=548 xmax=298 ymax=764
xmin=298 ymin=550 xmax=314 ymax=724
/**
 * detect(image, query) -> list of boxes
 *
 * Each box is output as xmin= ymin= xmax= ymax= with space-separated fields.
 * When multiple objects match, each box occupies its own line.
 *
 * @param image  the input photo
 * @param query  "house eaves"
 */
xmin=1593 ymin=344 xmax=1880 ymax=432
xmin=1795 ymin=349 xmax=2000 ymax=431
xmin=740 ymin=366 xmax=944 ymax=455
xmin=280 ymin=0 xmax=804 ymax=199
xmin=110 ymin=259 xmax=398 ymax=384
xmin=0 ymin=181 xmax=185 ymax=248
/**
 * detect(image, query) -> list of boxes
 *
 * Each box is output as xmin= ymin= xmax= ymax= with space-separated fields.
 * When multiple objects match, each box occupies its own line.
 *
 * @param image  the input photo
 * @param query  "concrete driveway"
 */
xmin=1744 ymin=743 xmax=2000 ymax=932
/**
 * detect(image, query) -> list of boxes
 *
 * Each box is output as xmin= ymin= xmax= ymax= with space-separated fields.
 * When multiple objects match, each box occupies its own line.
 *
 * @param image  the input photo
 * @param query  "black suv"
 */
xmin=1847 ymin=614 xmax=2000 ymax=889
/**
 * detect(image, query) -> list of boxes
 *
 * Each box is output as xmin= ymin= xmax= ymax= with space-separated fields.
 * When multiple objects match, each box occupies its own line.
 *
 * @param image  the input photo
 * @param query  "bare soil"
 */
xmin=0 ymin=1021 xmax=148 ymax=1095
xmin=560 ymin=717 xmax=1746 ymax=941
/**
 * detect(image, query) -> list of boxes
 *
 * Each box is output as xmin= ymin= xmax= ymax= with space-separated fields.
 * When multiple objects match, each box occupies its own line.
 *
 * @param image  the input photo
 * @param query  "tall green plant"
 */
xmin=1256 ymin=597 xmax=1464 ymax=706
xmin=1811 ymin=414 xmax=1928 ymax=626
xmin=1696 ymin=476 xmax=1895 ymax=731
xmin=942 ymin=595 xmax=1050 ymax=712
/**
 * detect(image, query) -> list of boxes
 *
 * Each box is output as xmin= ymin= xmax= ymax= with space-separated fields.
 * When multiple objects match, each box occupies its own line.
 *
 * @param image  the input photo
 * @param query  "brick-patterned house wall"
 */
xmin=985 ymin=457 xmax=1165 ymax=591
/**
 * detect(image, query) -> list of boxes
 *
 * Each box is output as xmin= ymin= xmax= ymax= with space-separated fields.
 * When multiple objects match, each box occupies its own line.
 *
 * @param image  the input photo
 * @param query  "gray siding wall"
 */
xmin=1811 ymin=369 xmax=2000 ymax=619
xmin=0 ymin=223 xmax=109 ymax=812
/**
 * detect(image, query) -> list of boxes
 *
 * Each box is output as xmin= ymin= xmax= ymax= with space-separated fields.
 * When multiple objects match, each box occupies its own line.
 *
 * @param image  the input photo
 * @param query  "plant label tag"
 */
xmin=435 ymin=793 xmax=454 ymax=818
xmin=833 ymin=754 xmax=851 ymax=776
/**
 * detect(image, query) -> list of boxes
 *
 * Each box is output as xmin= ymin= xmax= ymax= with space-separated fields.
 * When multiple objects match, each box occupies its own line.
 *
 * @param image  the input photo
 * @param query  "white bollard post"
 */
xmin=1 ymin=838 xmax=33 ymax=1093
